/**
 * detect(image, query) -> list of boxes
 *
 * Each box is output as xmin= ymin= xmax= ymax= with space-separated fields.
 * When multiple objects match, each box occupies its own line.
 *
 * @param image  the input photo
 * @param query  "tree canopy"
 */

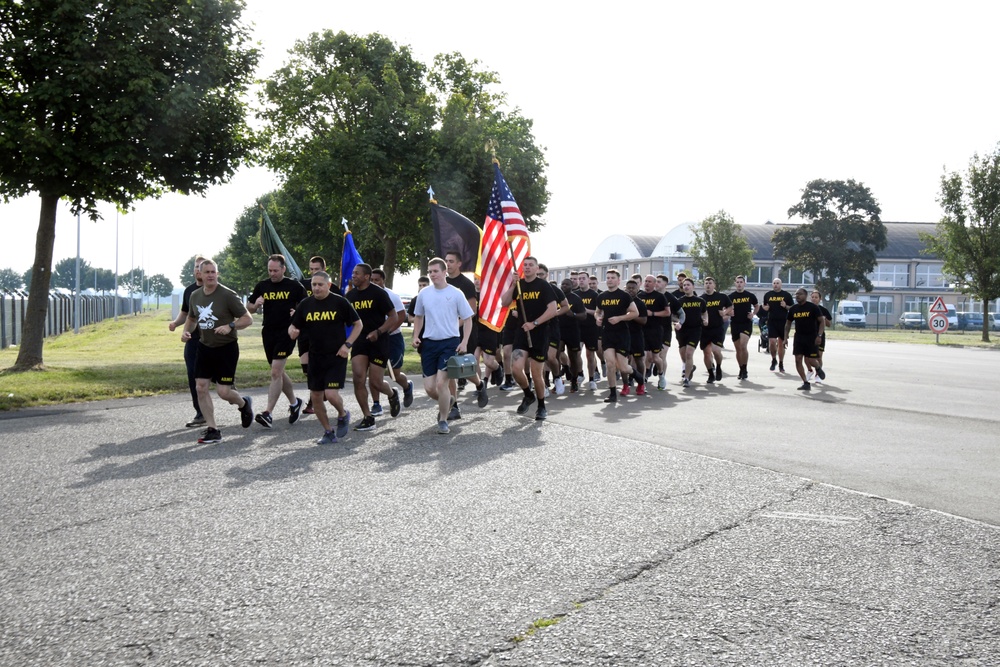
xmin=921 ymin=143 xmax=1000 ymax=342
xmin=774 ymin=179 xmax=886 ymax=302
xmin=0 ymin=0 xmax=259 ymax=370
xmin=0 ymin=267 xmax=22 ymax=291
xmin=255 ymin=34 xmax=548 ymax=285
xmin=689 ymin=210 xmax=755 ymax=290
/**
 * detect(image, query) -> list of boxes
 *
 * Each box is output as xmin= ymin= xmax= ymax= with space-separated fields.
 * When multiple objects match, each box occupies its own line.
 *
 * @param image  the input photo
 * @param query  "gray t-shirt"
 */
xmin=414 ymin=284 xmax=474 ymax=340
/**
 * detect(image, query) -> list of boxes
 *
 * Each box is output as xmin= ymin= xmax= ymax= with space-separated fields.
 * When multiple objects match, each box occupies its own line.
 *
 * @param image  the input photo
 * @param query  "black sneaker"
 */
xmin=715 ymin=367 xmax=723 ymax=381
xmin=770 ymin=359 xmax=777 ymax=371
xmin=491 ymin=366 xmax=504 ymax=386
xmin=370 ymin=403 xmax=384 ymax=417
xmin=255 ymin=411 xmax=273 ymax=428
xmin=706 ymin=372 xmax=715 ymax=384
xmin=477 ymin=383 xmax=489 ymax=408
xmin=516 ymin=393 xmax=536 ymax=414
xmin=817 ymin=367 xmax=826 ymax=381
xmin=239 ymin=396 xmax=253 ymax=428
xmin=797 ymin=382 xmax=811 ymax=391
xmin=403 ymin=381 xmax=414 ymax=408
xmin=458 ymin=378 xmax=467 ymax=391
xmin=447 ymin=396 xmax=462 ymax=421
xmin=354 ymin=415 xmax=376 ymax=431
xmin=388 ymin=388 xmax=401 ymax=417
xmin=198 ymin=427 xmax=222 ymax=444
xmin=779 ymin=364 xmax=785 ymax=373
xmin=336 ymin=410 xmax=350 ymax=438
xmin=288 ymin=398 xmax=303 ymax=424
xmin=186 ymin=415 xmax=206 ymax=428
xmin=535 ymin=406 xmax=547 ymax=421
xmin=500 ymin=380 xmax=516 ymax=391
xmin=603 ymin=392 xmax=617 ymax=403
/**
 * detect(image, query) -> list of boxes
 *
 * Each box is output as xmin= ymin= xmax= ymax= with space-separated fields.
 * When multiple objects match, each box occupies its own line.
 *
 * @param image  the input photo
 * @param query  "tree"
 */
xmin=921 ymin=144 xmax=1000 ymax=342
xmin=147 ymin=273 xmax=174 ymax=308
xmin=0 ymin=0 xmax=259 ymax=371
xmin=774 ymin=179 xmax=886 ymax=309
xmin=51 ymin=257 xmax=92 ymax=291
xmin=689 ymin=210 xmax=755 ymax=290
xmin=0 ymin=268 xmax=22 ymax=291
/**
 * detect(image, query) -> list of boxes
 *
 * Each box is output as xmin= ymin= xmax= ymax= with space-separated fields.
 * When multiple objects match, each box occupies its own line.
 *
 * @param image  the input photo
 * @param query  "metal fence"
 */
xmin=1 ymin=291 xmax=143 ymax=350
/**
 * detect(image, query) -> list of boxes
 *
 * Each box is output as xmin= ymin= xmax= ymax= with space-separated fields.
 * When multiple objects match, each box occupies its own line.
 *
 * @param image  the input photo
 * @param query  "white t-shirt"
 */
xmin=383 ymin=287 xmax=406 ymax=335
xmin=414 ymin=284 xmax=474 ymax=340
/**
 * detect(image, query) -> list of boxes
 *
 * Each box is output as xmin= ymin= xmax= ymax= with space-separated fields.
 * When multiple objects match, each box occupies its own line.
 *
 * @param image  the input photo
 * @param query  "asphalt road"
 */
xmin=0 ymin=340 xmax=997 ymax=665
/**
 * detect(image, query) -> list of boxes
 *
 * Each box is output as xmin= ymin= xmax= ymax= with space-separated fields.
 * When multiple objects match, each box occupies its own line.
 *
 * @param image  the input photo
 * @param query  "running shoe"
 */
xmin=186 ymin=415 xmax=206 ymax=428
xmin=535 ymin=406 xmax=547 ymax=421
xmin=715 ymin=367 xmax=723 ymax=382
xmin=288 ymin=398 xmax=303 ymax=424
xmin=354 ymin=415 xmax=376 ymax=431
xmin=437 ymin=420 xmax=450 ymax=434
xmin=198 ymin=427 xmax=222 ymax=444
xmin=797 ymin=382 xmax=811 ymax=391
xmin=603 ymin=392 xmax=617 ymax=403
xmin=682 ymin=378 xmax=691 ymax=388
xmin=620 ymin=384 xmax=631 ymax=396
xmin=477 ymin=383 xmax=489 ymax=408
xmin=255 ymin=411 xmax=273 ymax=429
xmin=636 ymin=384 xmax=647 ymax=396
xmin=554 ymin=378 xmax=565 ymax=395
xmin=817 ymin=367 xmax=826 ymax=381
xmin=770 ymin=359 xmax=777 ymax=371
xmin=239 ymin=396 xmax=253 ymax=428
xmin=706 ymin=372 xmax=715 ymax=384
xmin=458 ymin=378 xmax=467 ymax=391
xmin=492 ymin=366 xmax=504 ymax=386
xmin=516 ymin=393 xmax=536 ymax=414
xmin=388 ymin=389 xmax=401 ymax=417
xmin=303 ymin=400 xmax=315 ymax=415
xmin=316 ymin=430 xmax=338 ymax=445
xmin=657 ymin=375 xmax=667 ymax=391
xmin=403 ymin=381 xmax=414 ymax=408
xmin=336 ymin=410 xmax=350 ymax=438
xmin=779 ymin=364 xmax=785 ymax=373
xmin=588 ymin=380 xmax=597 ymax=391
xmin=500 ymin=380 xmax=516 ymax=391
xmin=370 ymin=403 xmax=384 ymax=417
xmin=447 ymin=397 xmax=462 ymax=421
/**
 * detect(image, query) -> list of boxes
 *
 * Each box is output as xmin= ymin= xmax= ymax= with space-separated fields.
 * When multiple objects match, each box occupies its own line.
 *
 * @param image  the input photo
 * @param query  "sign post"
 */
xmin=928 ymin=297 xmax=949 ymax=342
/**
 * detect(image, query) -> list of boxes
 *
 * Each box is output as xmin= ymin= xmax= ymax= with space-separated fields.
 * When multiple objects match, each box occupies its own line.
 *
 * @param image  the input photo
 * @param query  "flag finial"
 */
xmin=341 ymin=218 xmax=349 ymax=231
xmin=427 ymin=185 xmax=437 ymax=204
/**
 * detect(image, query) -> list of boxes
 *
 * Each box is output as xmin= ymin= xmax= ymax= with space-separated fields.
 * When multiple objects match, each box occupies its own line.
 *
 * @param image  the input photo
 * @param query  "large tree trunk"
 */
xmin=983 ymin=298 xmax=991 ymax=343
xmin=381 ymin=236 xmax=398 ymax=288
xmin=12 ymin=193 xmax=59 ymax=371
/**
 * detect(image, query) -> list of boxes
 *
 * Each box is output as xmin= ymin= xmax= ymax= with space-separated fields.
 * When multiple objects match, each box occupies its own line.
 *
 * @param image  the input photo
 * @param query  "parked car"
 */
xmin=899 ymin=312 xmax=927 ymax=329
xmin=957 ymin=312 xmax=984 ymax=330
xmin=991 ymin=313 xmax=1000 ymax=331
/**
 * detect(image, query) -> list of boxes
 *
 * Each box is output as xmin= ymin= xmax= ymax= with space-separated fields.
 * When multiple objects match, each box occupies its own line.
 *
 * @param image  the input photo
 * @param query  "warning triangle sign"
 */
xmin=929 ymin=297 xmax=948 ymax=314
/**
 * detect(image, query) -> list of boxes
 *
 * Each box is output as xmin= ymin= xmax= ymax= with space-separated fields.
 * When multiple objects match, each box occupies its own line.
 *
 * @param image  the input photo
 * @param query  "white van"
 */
xmin=945 ymin=304 xmax=958 ymax=328
xmin=836 ymin=300 xmax=867 ymax=328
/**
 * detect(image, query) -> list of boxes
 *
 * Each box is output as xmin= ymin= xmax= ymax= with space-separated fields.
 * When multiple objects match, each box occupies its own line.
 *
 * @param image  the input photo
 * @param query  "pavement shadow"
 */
xmin=223 ymin=440 xmax=356 ymax=488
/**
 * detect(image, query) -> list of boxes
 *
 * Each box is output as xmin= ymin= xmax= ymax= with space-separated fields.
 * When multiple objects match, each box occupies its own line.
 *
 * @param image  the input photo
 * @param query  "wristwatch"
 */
xmin=533 ymin=320 xmax=539 ymax=326
xmin=345 ymin=342 xmax=353 ymax=349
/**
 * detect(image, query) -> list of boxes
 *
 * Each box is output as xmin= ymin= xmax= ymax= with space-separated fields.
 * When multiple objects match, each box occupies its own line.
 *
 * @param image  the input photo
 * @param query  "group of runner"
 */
xmin=172 ymin=254 xmax=832 ymax=444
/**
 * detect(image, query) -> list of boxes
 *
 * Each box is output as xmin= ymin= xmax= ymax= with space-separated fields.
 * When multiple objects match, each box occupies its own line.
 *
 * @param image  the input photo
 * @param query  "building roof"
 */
xmin=878 ymin=222 xmax=940 ymax=260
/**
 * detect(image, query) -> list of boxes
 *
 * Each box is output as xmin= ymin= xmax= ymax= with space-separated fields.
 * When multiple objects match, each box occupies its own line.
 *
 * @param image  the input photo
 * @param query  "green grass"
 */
xmin=0 ymin=310 xmax=422 ymax=411
xmin=824 ymin=325 xmax=1000 ymax=347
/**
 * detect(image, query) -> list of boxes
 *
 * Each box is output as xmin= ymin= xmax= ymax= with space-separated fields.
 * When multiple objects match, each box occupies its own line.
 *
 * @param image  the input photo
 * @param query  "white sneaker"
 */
xmin=588 ymin=380 xmax=597 ymax=391
xmin=544 ymin=387 xmax=551 ymax=398
xmin=657 ymin=375 xmax=667 ymax=391
xmin=554 ymin=378 xmax=565 ymax=395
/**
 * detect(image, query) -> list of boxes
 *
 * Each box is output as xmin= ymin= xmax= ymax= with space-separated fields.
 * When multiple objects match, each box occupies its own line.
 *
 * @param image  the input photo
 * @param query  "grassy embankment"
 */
xmin=0 ymin=307 xmax=422 ymax=411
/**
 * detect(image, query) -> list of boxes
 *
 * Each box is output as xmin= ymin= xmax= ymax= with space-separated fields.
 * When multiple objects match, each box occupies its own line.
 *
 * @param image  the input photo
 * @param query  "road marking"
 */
xmin=760 ymin=511 xmax=861 ymax=525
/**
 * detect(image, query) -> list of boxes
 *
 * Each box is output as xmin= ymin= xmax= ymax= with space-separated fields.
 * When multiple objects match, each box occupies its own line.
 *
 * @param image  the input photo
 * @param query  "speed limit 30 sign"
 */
xmin=929 ymin=313 xmax=949 ymax=333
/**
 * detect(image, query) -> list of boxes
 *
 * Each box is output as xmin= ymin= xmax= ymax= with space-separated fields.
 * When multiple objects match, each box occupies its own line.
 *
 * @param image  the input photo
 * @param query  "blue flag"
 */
xmin=340 ymin=225 xmax=363 ymax=294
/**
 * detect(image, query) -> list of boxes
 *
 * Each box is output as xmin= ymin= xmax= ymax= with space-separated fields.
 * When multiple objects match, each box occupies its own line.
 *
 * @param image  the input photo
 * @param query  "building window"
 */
xmin=869 ymin=263 xmax=908 ymax=288
xmin=784 ymin=268 xmax=814 ymax=285
xmin=915 ymin=264 xmax=946 ymax=288
xmin=748 ymin=265 xmax=773 ymax=284
xmin=905 ymin=296 xmax=935 ymax=312
xmin=858 ymin=295 xmax=894 ymax=315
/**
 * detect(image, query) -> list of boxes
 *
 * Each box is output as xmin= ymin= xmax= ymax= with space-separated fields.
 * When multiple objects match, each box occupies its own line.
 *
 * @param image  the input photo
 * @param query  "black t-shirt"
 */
xmin=763 ymin=290 xmax=794 ymax=322
xmin=249 ymin=277 xmax=306 ymax=332
xmin=181 ymin=282 xmax=201 ymax=341
xmin=344 ymin=283 xmax=395 ymax=335
xmin=596 ymin=288 xmax=633 ymax=333
xmin=702 ymin=291 xmax=732 ymax=329
xmin=677 ymin=294 xmax=707 ymax=330
xmin=561 ymin=291 xmax=586 ymax=336
xmin=514 ymin=277 xmax=557 ymax=323
xmin=300 ymin=276 xmax=341 ymax=300
xmin=729 ymin=290 xmax=759 ymax=326
xmin=576 ymin=288 xmax=600 ymax=327
xmin=817 ymin=305 xmax=832 ymax=324
xmin=787 ymin=301 xmax=822 ymax=339
xmin=291 ymin=294 xmax=360 ymax=357
xmin=447 ymin=273 xmax=478 ymax=319
xmin=628 ymin=296 xmax=648 ymax=337
xmin=662 ymin=291 xmax=681 ymax=327
xmin=638 ymin=290 xmax=668 ymax=332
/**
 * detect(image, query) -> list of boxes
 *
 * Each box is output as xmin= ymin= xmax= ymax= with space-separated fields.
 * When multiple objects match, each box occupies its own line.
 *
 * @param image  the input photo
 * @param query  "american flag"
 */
xmin=478 ymin=162 xmax=530 ymax=331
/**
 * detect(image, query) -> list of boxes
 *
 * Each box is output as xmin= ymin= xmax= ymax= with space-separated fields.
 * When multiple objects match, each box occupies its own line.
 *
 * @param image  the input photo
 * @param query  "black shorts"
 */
xmin=502 ymin=316 xmax=520 ymax=347
xmin=351 ymin=332 xmax=390 ymax=368
xmin=731 ymin=322 xmax=754 ymax=341
xmin=465 ymin=321 xmax=479 ymax=354
xmin=602 ymin=328 xmax=630 ymax=357
xmin=476 ymin=327 xmax=499 ymax=356
xmin=819 ymin=333 xmax=826 ymax=352
xmin=296 ymin=333 xmax=310 ymax=356
xmin=767 ymin=319 xmax=787 ymax=340
xmin=700 ymin=327 xmax=725 ymax=350
xmin=580 ymin=321 xmax=600 ymax=351
xmin=262 ymin=328 xmax=296 ymax=364
xmin=560 ymin=324 xmax=581 ymax=353
xmin=793 ymin=336 xmax=819 ymax=358
xmin=308 ymin=353 xmax=348 ymax=391
xmin=548 ymin=319 xmax=561 ymax=350
xmin=663 ymin=322 xmax=673 ymax=348
xmin=194 ymin=341 xmax=240 ymax=386
xmin=643 ymin=327 xmax=664 ymax=354
xmin=630 ymin=330 xmax=645 ymax=358
xmin=514 ymin=325 xmax=549 ymax=363
xmin=677 ymin=327 xmax=701 ymax=349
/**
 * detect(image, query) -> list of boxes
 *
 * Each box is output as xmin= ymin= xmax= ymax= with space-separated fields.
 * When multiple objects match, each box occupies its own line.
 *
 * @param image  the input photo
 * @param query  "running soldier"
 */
xmin=298 ymin=256 xmax=338 ymax=415
xmin=639 ymin=274 xmax=671 ymax=391
xmin=575 ymin=271 xmax=602 ymax=390
xmin=728 ymin=275 xmax=760 ymax=380
xmin=674 ymin=277 xmax=708 ymax=388
xmin=247 ymin=254 xmax=306 ymax=428
xmin=595 ymin=269 xmax=641 ymax=403
xmin=784 ymin=287 xmax=826 ymax=391
xmin=700 ymin=277 xmax=732 ymax=384
xmin=168 ymin=255 xmax=206 ymax=427
xmin=623 ymin=278 xmax=649 ymax=396
xmin=370 ymin=268 xmax=414 ymax=411
xmin=559 ymin=278 xmax=586 ymax=393
xmin=445 ymin=250 xmax=488 ymax=416
xmin=288 ymin=271 xmax=361 ymax=444
xmin=810 ymin=289 xmax=833 ymax=383
xmin=182 ymin=260 xmax=254 ymax=444
xmin=762 ymin=277 xmax=793 ymax=372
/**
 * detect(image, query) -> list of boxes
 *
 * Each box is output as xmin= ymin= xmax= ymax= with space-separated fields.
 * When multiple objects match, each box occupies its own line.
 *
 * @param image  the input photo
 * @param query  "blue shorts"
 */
xmin=388 ymin=332 xmax=405 ymax=369
xmin=420 ymin=337 xmax=460 ymax=378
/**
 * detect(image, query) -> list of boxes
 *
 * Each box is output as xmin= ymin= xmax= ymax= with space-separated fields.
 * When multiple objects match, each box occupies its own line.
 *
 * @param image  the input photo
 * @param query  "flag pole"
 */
xmin=492 ymin=154 xmax=532 ymax=347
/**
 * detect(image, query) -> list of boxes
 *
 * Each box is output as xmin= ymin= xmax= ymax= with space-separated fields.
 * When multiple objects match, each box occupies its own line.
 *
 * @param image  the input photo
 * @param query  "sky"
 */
xmin=3 ymin=1 xmax=999 ymax=295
